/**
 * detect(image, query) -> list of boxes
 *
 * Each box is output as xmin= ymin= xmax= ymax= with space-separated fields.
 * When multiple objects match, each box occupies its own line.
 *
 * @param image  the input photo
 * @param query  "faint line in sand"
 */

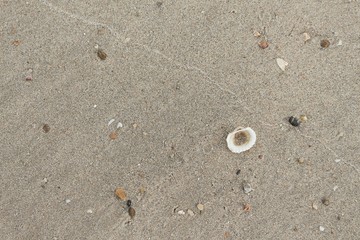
xmin=38 ymin=0 xmax=237 ymax=98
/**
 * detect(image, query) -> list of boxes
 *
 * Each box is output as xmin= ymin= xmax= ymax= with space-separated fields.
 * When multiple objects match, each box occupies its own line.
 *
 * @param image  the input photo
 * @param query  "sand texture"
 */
xmin=1 ymin=1 xmax=360 ymax=239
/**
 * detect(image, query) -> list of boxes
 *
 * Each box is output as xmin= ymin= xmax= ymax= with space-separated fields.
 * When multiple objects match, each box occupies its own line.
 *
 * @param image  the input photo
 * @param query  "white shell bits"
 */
xmin=226 ymin=127 xmax=256 ymax=153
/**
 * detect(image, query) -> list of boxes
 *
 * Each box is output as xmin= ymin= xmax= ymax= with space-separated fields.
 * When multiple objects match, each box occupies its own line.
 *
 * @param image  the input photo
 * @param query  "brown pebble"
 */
xmin=297 ymin=158 xmax=305 ymax=164
xmin=320 ymin=39 xmax=330 ymax=48
xmin=258 ymin=40 xmax=269 ymax=49
xmin=115 ymin=188 xmax=127 ymax=200
xmin=109 ymin=132 xmax=118 ymax=140
xmin=12 ymin=40 xmax=21 ymax=46
xmin=258 ymin=154 xmax=264 ymax=159
xmin=97 ymin=49 xmax=107 ymax=60
xmin=43 ymin=124 xmax=50 ymax=133
xmin=243 ymin=203 xmax=252 ymax=212
xmin=322 ymin=197 xmax=330 ymax=206
xmin=128 ymin=207 xmax=136 ymax=219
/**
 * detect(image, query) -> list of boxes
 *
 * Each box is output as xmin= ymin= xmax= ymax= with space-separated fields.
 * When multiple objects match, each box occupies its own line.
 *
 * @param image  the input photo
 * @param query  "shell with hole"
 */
xmin=226 ymin=127 xmax=256 ymax=153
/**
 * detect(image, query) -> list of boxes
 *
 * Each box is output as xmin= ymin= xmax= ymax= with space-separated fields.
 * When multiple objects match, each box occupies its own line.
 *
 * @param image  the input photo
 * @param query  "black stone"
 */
xmin=289 ymin=116 xmax=300 ymax=127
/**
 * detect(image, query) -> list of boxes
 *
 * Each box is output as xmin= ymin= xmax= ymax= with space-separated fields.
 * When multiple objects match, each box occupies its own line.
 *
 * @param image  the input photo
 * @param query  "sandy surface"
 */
xmin=1 ymin=0 xmax=360 ymax=239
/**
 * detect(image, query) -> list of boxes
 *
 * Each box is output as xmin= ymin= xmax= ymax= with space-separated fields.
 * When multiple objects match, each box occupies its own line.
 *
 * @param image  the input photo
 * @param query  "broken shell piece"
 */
xmin=303 ymin=32 xmax=311 ymax=42
xmin=276 ymin=58 xmax=288 ymax=71
xmin=226 ymin=127 xmax=256 ymax=153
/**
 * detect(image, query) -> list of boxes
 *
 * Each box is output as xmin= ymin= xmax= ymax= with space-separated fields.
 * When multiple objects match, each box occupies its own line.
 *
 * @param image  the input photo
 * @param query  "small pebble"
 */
xmin=65 ymin=199 xmax=71 ymax=204
xmin=312 ymin=202 xmax=318 ymax=210
xmin=289 ymin=116 xmax=301 ymax=127
xmin=87 ymin=209 xmax=93 ymax=214
xmin=299 ymin=115 xmax=308 ymax=122
xmin=117 ymin=122 xmax=123 ymax=128
xmin=322 ymin=197 xmax=330 ymax=206
xmin=303 ymin=32 xmax=311 ymax=42
xmin=258 ymin=40 xmax=269 ymax=49
xmin=236 ymin=169 xmax=241 ymax=175
xmin=335 ymin=159 xmax=341 ymax=163
xmin=43 ymin=124 xmax=50 ymax=133
xmin=243 ymin=203 xmax=252 ymax=212
xmin=243 ymin=182 xmax=253 ymax=194
xmin=197 ymin=203 xmax=204 ymax=212
xmin=97 ymin=49 xmax=107 ymax=60
xmin=128 ymin=207 xmax=136 ymax=219
xmin=177 ymin=210 xmax=185 ymax=215
xmin=115 ymin=188 xmax=127 ymax=200
xmin=253 ymin=31 xmax=261 ymax=37
xmin=187 ymin=209 xmax=195 ymax=216
xmin=109 ymin=132 xmax=118 ymax=140
xmin=320 ymin=39 xmax=330 ymax=48
xmin=297 ymin=158 xmax=305 ymax=164
xmin=319 ymin=226 xmax=325 ymax=232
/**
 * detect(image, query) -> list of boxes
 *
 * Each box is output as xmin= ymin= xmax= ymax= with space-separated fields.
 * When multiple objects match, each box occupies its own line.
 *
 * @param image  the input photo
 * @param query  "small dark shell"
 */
xmin=97 ymin=49 xmax=107 ymax=60
xmin=320 ymin=39 xmax=330 ymax=48
xmin=128 ymin=207 xmax=136 ymax=219
xmin=289 ymin=116 xmax=301 ymax=127
xmin=126 ymin=200 xmax=132 ymax=207
xmin=43 ymin=124 xmax=50 ymax=133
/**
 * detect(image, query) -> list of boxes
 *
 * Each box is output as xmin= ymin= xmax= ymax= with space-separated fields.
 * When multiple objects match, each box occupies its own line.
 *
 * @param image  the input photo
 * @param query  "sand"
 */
xmin=1 ymin=1 xmax=360 ymax=239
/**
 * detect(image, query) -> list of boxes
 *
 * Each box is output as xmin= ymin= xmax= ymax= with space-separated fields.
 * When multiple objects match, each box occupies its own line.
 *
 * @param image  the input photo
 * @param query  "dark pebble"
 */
xmin=289 ymin=116 xmax=300 ymax=127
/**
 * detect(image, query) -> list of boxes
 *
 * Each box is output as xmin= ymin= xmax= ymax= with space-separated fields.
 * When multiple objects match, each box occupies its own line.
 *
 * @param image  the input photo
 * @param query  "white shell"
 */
xmin=276 ymin=58 xmax=288 ymax=71
xmin=226 ymin=127 xmax=256 ymax=153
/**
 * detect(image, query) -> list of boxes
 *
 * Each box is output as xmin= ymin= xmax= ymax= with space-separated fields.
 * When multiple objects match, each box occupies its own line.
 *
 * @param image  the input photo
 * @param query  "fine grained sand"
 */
xmin=1 ymin=1 xmax=360 ymax=239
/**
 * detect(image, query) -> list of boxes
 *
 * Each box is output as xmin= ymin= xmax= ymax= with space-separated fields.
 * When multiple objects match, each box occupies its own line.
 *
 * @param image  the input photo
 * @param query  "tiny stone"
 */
xmin=43 ymin=178 xmax=48 ymax=183
xmin=312 ymin=202 xmax=318 ymax=210
xmin=243 ymin=182 xmax=253 ymax=194
xmin=333 ymin=186 xmax=338 ymax=191
xmin=297 ymin=158 xmax=305 ymax=164
xmin=322 ymin=197 xmax=330 ymax=206
xmin=335 ymin=159 xmax=341 ymax=163
xmin=177 ymin=210 xmax=185 ymax=215
xmin=289 ymin=116 xmax=300 ymax=127
xmin=253 ymin=31 xmax=261 ymax=37
xmin=128 ymin=207 xmax=136 ymax=219
xmin=243 ymin=203 xmax=252 ymax=212
xmin=87 ymin=209 xmax=93 ymax=214
xmin=303 ymin=32 xmax=311 ymax=42
xmin=197 ymin=203 xmax=204 ymax=211
xmin=97 ymin=49 xmax=107 ymax=60
xmin=109 ymin=132 xmax=118 ymax=140
xmin=320 ymin=39 xmax=330 ymax=48
xmin=258 ymin=40 xmax=269 ymax=49
xmin=299 ymin=115 xmax=308 ymax=122
xmin=236 ymin=169 xmax=241 ymax=175
xmin=65 ymin=199 xmax=71 ymax=204
xmin=43 ymin=124 xmax=50 ymax=133
xmin=319 ymin=226 xmax=325 ymax=232
xmin=187 ymin=209 xmax=195 ymax=216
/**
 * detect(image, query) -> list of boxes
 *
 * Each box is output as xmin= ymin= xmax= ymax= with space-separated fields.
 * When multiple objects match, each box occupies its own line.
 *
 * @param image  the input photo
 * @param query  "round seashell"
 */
xmin=226 ymin=127 xmax=256 ymax=153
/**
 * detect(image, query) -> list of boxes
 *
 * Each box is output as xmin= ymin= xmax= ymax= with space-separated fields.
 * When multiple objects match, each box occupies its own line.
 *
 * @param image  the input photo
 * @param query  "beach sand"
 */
xmin=1 ymin=1 xmax=359 ymax=239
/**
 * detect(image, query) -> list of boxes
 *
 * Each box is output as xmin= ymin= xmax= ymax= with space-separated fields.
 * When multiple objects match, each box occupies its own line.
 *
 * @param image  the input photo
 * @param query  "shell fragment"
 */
xmin=226 ymin=127 xmax=256 ymax=153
